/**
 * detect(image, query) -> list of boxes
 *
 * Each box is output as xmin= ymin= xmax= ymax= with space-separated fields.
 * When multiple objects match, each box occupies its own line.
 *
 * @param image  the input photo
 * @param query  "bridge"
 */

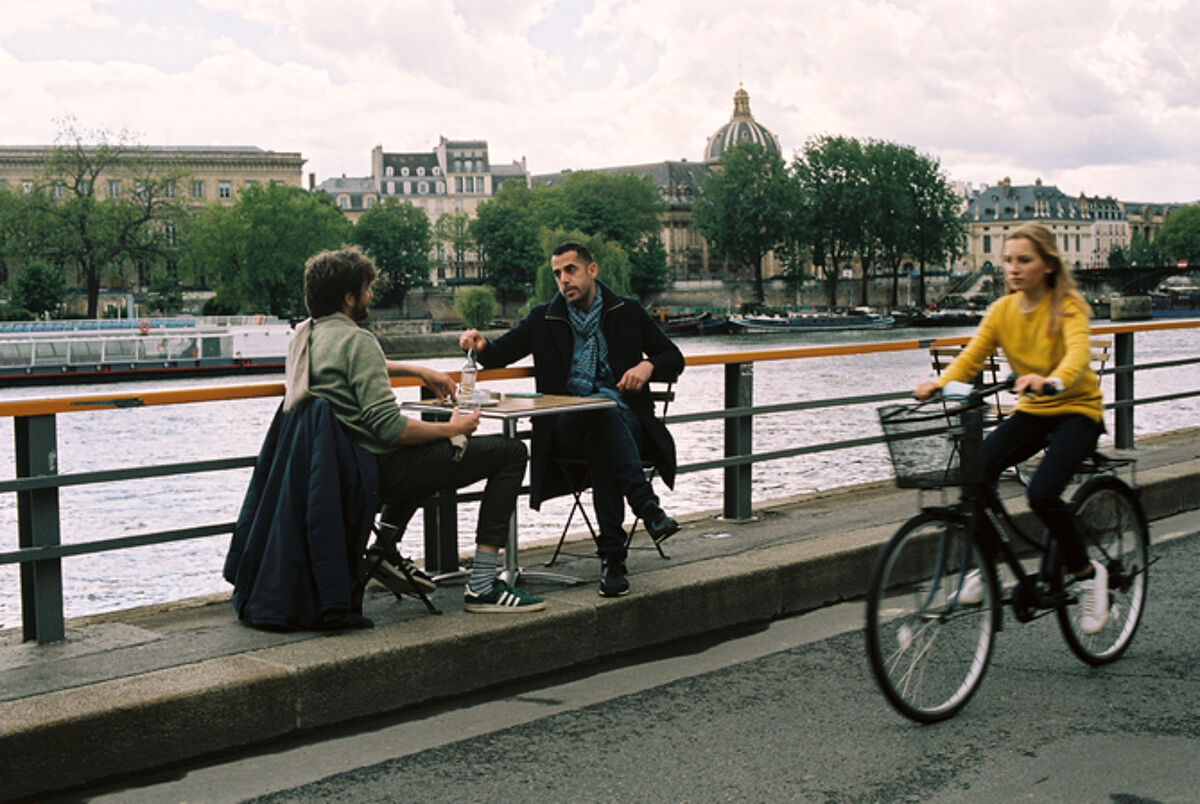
xmin=1074 ymin=262 xmax=1198 ymax=296
xmin=2 ymin=321 xmax=1199 ymax=798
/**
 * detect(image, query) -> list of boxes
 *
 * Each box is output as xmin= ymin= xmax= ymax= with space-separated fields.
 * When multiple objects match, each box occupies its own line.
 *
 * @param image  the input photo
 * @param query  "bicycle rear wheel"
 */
xmin=1057 ymin=476 xmax=1149 ymax=665
xmin=865 ymin=512 xmax=1000 ymax=722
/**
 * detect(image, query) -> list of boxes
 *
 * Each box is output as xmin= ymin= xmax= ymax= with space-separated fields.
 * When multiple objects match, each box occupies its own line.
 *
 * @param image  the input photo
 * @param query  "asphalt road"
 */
xmin=85 ymin=512 xmax=1200 ymax=804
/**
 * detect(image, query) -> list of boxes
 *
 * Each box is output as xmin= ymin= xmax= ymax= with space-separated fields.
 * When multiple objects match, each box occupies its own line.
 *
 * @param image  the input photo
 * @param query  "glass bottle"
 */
xmin=458 ymin=348 xmax=478 ymax=410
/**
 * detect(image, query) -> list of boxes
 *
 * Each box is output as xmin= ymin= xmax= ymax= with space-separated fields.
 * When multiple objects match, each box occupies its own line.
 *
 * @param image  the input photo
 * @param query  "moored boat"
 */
xmin=0 ymin=316 xmax=293 ymax=386
xmin=729 ymin=309 xmax=895 ymax=332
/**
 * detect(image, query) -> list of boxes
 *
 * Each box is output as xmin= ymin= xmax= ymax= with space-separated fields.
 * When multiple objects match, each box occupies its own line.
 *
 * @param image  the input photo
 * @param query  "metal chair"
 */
xmin=544 ymin=383 xmax=676 ymax=567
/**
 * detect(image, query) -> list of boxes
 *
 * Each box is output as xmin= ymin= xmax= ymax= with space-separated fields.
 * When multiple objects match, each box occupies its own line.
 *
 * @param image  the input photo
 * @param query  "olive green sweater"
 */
xmin=307 ymin=313 xmax=407 ymax=454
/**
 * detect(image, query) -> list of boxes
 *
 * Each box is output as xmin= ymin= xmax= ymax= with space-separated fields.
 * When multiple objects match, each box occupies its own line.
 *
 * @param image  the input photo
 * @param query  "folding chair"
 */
xmin=544 ymin=383 xmax=676 ymax=567
xmin=359 ymin=518 xmax=441 ymax=615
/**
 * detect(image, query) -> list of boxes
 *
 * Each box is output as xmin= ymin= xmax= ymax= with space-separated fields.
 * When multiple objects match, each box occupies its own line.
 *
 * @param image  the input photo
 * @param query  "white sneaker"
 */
xmin=1077 ymin=560 xmax=1109 ymax=635
xmin=949 ymin=569 xmax=984 ymax=606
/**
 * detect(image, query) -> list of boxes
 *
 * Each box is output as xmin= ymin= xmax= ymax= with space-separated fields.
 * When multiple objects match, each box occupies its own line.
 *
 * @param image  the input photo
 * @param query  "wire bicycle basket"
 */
xmin=877 ymin=399 xmax=970 ymax=489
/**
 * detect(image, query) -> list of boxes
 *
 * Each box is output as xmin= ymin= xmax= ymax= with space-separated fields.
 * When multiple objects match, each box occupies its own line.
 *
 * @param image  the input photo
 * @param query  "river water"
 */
xmin=2 ymin=324 xmax=1198 ymax=627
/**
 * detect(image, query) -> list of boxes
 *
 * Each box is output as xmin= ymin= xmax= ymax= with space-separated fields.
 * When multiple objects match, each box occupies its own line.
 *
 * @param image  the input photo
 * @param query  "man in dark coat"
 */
xmin=460 ymin=241 xmax=684 ymax=597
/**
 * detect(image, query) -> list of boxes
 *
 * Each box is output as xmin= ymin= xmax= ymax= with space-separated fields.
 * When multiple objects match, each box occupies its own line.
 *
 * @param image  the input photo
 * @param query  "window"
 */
xmin=418 ymin=181 xmax=428 ymax=194
xmin=1063 ymin=234 xmax=1069 ymax=251
xmin=387 ymin=181 xmax=395 ymax=194
xmin=465 ymin=176 xmax=474 ymax=192
xmin=432 ymin=167 xmax=440 ymax=176
xmin=401 ymin=167 xmax=410 ymax=177
xmin=364 ymin=196 xmax=375 ymax=209
xmin=164 ymin=181 xmax=175 ymax=199
xmin=455 ymin=177 xmax=463 ymax=192
xmin=245 ymin=180 xmax=256 ymax=190
xmin=191 ymin=180 xmax=205 ymax=199
xmin=108 ymin=180 xmax=121 ymax=198
xmin=1075 ymin=234 xmax=1081 ymax=251
xmin=436 ymin=181 xmax=445 ymax=193
xmin=164 ymin=220 xmax=176 ymax=247
xmin=52 ymin=181 xmax=64 ymax=199
xmin=338 ymin=196 xmax=349 ymax=209
xmin=218 ymin=181 xmax=231 ymax=199
xmin=454 ymin=159 xmax=463 ymax=173
xmin=21 ymin=180 xmax=32 ymax=194
xmin=386 ymin=166 xmax=394 ymax=177
xmin=135 ymin=181 xmax=148 ymax=199
xmin=417 ymin=166 xmax=425 ymax=177
xmin=404 ymin=181 xmax=412 ymax=194
xmin=80 ymin=179 xmax=91 ymax=196
xmin=983 ymin=234 xmax=992 ymax=253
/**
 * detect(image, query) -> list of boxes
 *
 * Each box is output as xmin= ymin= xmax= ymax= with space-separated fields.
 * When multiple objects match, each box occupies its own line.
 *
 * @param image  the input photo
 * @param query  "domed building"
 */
xmin=704 ymin=86 xmax=781 ymax=164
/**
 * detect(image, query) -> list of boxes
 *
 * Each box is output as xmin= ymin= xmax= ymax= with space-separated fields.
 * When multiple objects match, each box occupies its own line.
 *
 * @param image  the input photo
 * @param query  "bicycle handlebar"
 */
xmin=935 ymin=372 xmax=1058 ymax=406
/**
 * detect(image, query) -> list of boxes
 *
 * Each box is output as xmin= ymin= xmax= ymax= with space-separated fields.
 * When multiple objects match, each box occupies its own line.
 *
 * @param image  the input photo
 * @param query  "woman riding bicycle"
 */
xmin=913 ymin=222 xmax=1108 ymax=634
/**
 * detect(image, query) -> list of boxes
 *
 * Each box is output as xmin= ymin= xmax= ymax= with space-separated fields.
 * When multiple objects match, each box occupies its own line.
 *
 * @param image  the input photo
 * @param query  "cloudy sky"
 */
xmin=2 ymin=0 xmax=1198 ymax=202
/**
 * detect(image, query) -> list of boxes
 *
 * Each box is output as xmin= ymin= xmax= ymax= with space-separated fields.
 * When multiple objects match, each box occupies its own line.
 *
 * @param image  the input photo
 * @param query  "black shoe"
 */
xmin=599 ymin=556 xmax=630 ymax=598
xmin=643 ymin=506 xmax=680 ymax=545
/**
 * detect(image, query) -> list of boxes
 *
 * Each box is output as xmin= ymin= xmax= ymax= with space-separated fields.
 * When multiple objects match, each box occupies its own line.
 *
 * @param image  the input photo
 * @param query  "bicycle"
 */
xmin=864 ymin=376 xmax=1151 ymax=722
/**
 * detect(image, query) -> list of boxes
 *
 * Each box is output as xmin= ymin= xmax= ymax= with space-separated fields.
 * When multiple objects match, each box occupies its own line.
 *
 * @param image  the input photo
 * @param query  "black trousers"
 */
xmin=981 ymin=411 xmax=1102 ymax=573
xmin=377 ymin=435 xmax=527 ymax=549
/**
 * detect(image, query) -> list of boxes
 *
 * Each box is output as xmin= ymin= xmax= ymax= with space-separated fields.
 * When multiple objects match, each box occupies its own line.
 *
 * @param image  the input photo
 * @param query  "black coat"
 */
xmin=478 ymin=282 xmax=684 ymax=508
xmin=223 ymin=398 xmax=379 ymax=630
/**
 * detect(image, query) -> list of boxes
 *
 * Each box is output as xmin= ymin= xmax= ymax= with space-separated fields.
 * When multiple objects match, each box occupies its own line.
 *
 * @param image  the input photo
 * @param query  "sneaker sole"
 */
xmin=464 ymin=600 xmax=547 ymax=613
xmin=649 ymin=522 xmax=681 ymax=545
xmin=599 ymin=585 xmax=630 ymax=598
xmin=370 ymin=562 xmax=437 ymax=596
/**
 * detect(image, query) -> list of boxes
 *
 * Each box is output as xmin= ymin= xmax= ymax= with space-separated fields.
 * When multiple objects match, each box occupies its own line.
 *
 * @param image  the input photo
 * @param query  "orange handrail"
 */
xmin=1 ymin=318 xmax=1196 ymax=418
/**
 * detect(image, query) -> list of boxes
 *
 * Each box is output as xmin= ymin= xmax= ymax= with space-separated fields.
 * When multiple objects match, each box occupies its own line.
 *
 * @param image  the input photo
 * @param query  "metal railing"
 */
xmin=3 ymin=319 xmax=1198 ymax=643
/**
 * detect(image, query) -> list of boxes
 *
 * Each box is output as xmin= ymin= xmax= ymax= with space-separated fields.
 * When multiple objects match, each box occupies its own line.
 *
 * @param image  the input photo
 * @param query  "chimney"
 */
xmin=308 ymin=172 xmax=315 ymax=190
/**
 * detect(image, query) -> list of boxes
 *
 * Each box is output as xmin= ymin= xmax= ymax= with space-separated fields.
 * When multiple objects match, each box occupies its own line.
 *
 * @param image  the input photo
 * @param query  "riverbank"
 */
xmin=3 ymin=427 xmax=1198 ymax=799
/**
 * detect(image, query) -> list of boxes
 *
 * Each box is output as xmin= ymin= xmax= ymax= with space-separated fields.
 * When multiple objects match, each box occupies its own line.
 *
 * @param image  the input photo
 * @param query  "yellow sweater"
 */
xmin=937 ymin=293 xmax=1103 ymax=422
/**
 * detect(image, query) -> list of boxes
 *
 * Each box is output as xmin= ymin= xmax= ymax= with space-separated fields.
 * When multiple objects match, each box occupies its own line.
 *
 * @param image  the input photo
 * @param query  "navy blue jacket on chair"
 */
xmin=223 ymin=397 xmax=380 ymax=630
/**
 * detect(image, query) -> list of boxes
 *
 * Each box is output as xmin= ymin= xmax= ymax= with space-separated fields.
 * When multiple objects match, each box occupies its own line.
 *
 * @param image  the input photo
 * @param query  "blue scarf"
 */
xmin=566 ymin=287 xmax=612 ymax=396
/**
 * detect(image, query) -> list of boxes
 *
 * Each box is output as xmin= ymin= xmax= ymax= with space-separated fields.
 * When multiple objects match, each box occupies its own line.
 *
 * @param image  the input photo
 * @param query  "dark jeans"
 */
xmin=377 ymin=435 xmax=527 ymax=550
xmin=981 ymin=411 xmax=1102 ymax=573
xmin=552 ymin=406 xmax=656 ymax=557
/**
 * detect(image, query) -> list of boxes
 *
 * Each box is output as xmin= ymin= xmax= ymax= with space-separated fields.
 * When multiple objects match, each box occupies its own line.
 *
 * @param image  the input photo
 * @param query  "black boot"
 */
xmin=599 ymin=555 xmax=630 ymax=598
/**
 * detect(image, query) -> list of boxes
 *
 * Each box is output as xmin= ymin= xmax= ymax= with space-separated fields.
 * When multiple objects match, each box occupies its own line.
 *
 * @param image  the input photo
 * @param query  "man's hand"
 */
xmin=616 ymin=360 xmax=654 ymax=393
xmin=448 ymin=408 xmax=481 ymax=435
xmin=422 ymin=367 xmax=456 ymax=402
xmin=459 ymin=329 xmax=487 ymax=354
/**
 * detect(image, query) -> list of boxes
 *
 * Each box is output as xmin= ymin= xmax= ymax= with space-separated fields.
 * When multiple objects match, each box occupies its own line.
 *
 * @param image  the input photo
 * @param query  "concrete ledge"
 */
xmin=2 ymin=452 xmax=1197 ymax=799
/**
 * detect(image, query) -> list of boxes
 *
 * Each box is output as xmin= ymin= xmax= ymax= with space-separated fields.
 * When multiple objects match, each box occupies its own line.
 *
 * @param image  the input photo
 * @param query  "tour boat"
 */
xmin=0 ymin=316 xmax=293 ymax=386
xmin=729 ymin=308 xmax=895 ymax=332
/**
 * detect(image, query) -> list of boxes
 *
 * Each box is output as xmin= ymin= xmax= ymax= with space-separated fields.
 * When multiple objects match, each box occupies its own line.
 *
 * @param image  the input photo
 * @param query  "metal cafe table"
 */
xmin=402 ymin=393 xmax=617 ymax=586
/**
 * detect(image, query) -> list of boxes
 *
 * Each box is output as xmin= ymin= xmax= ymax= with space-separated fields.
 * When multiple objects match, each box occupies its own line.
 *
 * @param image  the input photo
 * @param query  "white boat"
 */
xmin=729 ymin=308 xmax=895 ymax=332
xmin=0 ymin=316 xmax=293 ymax=386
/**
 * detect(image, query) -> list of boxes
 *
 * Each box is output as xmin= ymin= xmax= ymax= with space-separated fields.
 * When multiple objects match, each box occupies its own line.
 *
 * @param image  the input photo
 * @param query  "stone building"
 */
xmin=317 ymin=137 xmax=529 ymax=281
xmin=532 ymin=86 xmax=785 ymax=283
xmin=0 ymin=145 xmax=304 ymax=205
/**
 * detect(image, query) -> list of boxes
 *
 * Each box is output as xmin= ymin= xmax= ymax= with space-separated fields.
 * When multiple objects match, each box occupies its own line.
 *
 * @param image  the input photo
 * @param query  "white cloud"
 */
xmin=0 ymin=0 xmax=117 ymax=36
xmin=1 ymin=0 xmax=1198 ymax=201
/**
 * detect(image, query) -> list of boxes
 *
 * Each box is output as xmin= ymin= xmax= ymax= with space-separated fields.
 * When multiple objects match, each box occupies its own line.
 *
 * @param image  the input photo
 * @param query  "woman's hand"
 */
xmin=914 ymin=380 xmax=938 ymax=401
xmin=1013 ymin=373 xmax=1048 ymax=396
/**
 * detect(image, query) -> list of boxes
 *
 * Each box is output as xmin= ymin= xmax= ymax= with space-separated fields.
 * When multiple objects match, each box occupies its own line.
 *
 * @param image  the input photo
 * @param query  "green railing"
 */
xmin=2 ymin=320 xmax=1198 ymax=643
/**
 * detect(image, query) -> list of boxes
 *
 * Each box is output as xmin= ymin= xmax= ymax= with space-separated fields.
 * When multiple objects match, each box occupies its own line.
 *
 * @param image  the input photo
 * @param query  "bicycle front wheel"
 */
xmin=1057 ymin=476 xmax=1149 ymax=665
xmin=865 ymin=512 xmax=1000 ymax=723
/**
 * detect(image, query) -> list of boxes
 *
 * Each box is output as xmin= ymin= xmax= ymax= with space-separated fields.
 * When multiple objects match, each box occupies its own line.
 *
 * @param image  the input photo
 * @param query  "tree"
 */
xmin=792 ymin=135 xmax=870 ymax=308
xmin=693 ymin=142 xmax=791 ymax=304
xmin=146 ymin=271 xmax=184 ymax=314
xmin=38 ymin=120 xmax=188 ymax=317
xmin=628 ymin=235 xmax=669 ymax=299
xmin=434 ymin=211 xmax=474 ymax=268
xmin=180 ymin=182 xmax=348 ymax=316
xmin=11 ymin=260 xmax=66 ymax=316
xmin=455 ymin=286 xmax=498 ymax=328
xmin=902 ymin=151 xmax=964 ymax=308
xmin=470 ymin=199 xmax=542 ymax=303
xmin=351 ymin=198 xmax=431 ymax=307
xmin=543 ymin=171 xmax=664 ymax=252
xmin=1126 ymin=230 xmax=1162 ymax=266
xmin=1154 ymin=205 xmax=1200 ymax=263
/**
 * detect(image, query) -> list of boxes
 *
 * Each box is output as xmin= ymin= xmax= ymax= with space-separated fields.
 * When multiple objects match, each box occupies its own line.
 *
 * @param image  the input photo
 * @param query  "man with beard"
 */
xmin=294 ymin=247 xmax=544 ymax=613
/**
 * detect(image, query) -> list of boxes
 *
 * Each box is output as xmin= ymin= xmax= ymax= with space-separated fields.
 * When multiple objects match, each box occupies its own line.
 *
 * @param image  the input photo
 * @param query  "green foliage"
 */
xmin=1154 ymin=205 xmax=1200 ymax=262
xmin=0 ymin=303 xmax=33 ymax=321
xmin=542 ymin=171 xmax=664 ymax=251
xmin=11 ymin=261 xmax=66 ymax=316
xmin=351 ymin=198 xmax=431 ymax=306
xmin=629 ymin=235 xmax=669 ymax=299
xmin=693 ymin=142 xmax=792 ymax=303
xmin=434 ymin=212 xmax=474 ymax=263
xmin=455 ymin=286 xmax=499 ymax=328
xmin=470 ymin=198 xmax=542 ymax=297
xmin=1126 ymin=230 xmax=1162 ymax=266
xmin=201 ymin=295 xmax=239 ymax=316
xmin=531 ymin=230 xmax=631 ymax=304
xmin=146 ymin=271 xmax=184 ymax=314
xmin=180 ymin=182 xmax=348 ymax=316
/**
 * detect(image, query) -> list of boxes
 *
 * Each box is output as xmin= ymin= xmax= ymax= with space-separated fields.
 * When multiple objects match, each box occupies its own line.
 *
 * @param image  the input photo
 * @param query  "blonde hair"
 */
xmin=1004 ymin=223 xmax=1091 ymax=336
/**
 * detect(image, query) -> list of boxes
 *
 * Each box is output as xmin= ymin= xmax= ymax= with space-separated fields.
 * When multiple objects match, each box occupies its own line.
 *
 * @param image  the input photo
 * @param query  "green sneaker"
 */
xmin=464 ymin=579 xmax=546 ymax=613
